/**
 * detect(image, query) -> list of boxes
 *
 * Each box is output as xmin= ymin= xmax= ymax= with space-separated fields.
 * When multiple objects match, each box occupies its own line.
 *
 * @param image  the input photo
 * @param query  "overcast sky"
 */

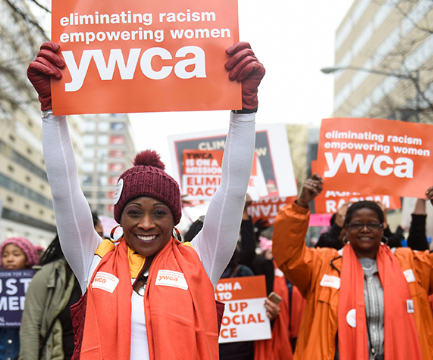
xmin=129 ymin=0 xmax=354 ymax=175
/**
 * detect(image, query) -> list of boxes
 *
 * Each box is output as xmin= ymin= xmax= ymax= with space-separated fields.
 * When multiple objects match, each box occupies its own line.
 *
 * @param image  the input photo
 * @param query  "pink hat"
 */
xmin=113 ymin=150 xmax=182 ymax=225
xmin=259 ymin=236 xmax=273 ymax=253
xmin=0 ymin=237 xmax=39 ymax=268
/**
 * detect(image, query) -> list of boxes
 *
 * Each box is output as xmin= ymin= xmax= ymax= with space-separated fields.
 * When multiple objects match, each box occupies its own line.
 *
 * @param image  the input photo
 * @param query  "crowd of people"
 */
xmin=0 ymin=38 xmax=432 ymax=360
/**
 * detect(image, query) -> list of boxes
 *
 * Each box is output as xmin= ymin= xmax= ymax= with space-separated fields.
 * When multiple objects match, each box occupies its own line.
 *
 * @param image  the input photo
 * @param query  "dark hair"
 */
xmin=91 ymin=211 xmax=100 ymax=227
xmin=344 ymin=201 xmax=384 ymax=225
xmin=40 ymin=235 xmax=64 ymax=265
xmin=183 ymin=217 xmax=204 ymax=242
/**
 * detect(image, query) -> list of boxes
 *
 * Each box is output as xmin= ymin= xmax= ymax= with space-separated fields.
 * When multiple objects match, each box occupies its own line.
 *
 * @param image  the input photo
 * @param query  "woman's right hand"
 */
xmin=426 ymin=186 xmax=433 ymax=206
xmin=297 ymin=174 xmax=323 ymax=208
xmin=27 ymin=41 xmax=65 ymax=111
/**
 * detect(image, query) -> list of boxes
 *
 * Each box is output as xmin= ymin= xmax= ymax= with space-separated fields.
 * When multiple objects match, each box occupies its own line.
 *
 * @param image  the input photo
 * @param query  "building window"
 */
xmin=98 ymin=135 xmax=109 ymax=145
xmin=98 ymin=176 xmax=108 ymax=186
xmin=111 ymin=122 xmax=125 ymax=131
xmin=83 ymin=135 xmax=95 ymax=145
xmin=98 ymin=122 xmax=110 ymax=132
xmin=82 ymin=162 xmax=95 ymax=172
xmin=83 ymin=149 xmax=95 ymax=159
xmin=85 ymin=121 xmax=96 ymax=132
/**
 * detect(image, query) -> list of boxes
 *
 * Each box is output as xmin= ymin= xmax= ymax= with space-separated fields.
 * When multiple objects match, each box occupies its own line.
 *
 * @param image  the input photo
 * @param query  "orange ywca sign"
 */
xmin=316 ymin=118 xmax=433 ymax=198
xmin=215 ymin=275 xmax=271 ymax=343
xmin=310 ymin=160 xmax=401 ymax=214
xmin=51 ymin=0 xmax=241 ymax=115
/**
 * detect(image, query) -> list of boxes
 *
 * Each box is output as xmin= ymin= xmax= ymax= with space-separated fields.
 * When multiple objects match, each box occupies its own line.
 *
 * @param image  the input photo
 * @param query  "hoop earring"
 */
xmin=110 ymin=225 xmax=124 ymax=243
xmin=382 ymin=236 xmax=388 ymax=245
xmin=343 ymin=235 xmax=349 ymax=244
xmin=173 ymin=227 xmax=181 ymax=241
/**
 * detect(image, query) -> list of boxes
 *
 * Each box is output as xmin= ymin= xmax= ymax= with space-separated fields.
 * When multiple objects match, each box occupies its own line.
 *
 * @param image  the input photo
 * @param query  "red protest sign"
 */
xmin=182 ymin=149 xmax=224 ymax=198
xmin=51 ymin=0 xmax=241 ymax=114
xmin=182 ymin=149 xmax=261 ymax=200
xmin=215 ymin=276 xmax=271 ymax=343
xmin=248 ymin=196 xmax=297 ymax=225
xmin=311 ymin=160 xmax=402 ymax=214
xmin=315 ymin=118 xmax=433 ymax=198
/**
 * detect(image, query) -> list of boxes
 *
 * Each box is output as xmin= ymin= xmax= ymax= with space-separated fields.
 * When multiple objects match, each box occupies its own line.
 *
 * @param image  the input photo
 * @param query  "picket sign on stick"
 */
xmin=248 ymin=196 xmax=297 ymax=225
xmin=51 ymin=0 xmax=241 ymax=114
xmin=315 ymin=118 xmax=433 ymax=198
xmin=215 ymin=275 xmax=271 ymax=343
xmin=0 ymin=270 xmax=35 ymax=327
xmin=310 ymin=160 xmax=402 ymax=214
xmin=169 ymin=124 xmax=298 ymax=201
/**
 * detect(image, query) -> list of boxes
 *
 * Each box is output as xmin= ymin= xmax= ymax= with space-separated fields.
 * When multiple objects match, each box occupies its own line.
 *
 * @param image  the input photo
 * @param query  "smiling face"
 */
xmin=2 ymin=244 xmax=29 ymax=270
xmin=346 ymin=208 xmax=384 ymax=259
xmin=120 ymin=196 xmax=174 ymax=257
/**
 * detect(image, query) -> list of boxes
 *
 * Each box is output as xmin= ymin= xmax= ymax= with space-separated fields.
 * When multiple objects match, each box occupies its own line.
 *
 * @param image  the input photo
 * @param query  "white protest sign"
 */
xmin=215 ymin=275 xmax=271 ymax=343
xmin=168 ymin=123 xmax=297 ymax=201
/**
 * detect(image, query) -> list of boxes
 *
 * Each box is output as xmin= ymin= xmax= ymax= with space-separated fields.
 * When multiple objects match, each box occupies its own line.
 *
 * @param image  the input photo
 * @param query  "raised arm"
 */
xmin=28 ymin=42 xmax=101 ymax=293
xmin=272 ymin=175 xmax=324 ymax=297
xmin=191 ymin=42 xmax=265 ymax=287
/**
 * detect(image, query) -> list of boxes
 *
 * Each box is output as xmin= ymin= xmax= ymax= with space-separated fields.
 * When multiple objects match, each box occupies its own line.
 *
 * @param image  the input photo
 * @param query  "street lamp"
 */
xmin=321 ymin=65 xmax=424 ymax=122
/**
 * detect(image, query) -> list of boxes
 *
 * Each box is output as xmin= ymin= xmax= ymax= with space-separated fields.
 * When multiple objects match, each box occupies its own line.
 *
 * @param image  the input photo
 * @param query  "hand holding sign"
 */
xmin=27 ymin=42 xmax=65 ymax=111
xmin=426 ymin=186 xmax=433 ymax=206
xmin=225 ymin=42 xmax=265 ymax=110
xmin=297 ymin=174 xmax=323 ymax=208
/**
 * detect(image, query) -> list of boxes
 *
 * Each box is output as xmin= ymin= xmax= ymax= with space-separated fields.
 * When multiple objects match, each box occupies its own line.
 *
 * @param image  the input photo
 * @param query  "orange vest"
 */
xmin=78 ymin=238 xmax=221 ymax=360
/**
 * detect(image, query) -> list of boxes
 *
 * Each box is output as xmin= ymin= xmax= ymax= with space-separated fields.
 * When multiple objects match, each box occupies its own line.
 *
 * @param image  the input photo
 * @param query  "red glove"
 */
xmin=225 ymin=42 xmax=265 ymax=110
xmin=27 ymin=42 xmax=65 ymax=111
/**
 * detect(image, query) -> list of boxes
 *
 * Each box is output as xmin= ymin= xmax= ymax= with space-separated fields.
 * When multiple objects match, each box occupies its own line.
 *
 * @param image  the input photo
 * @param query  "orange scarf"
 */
xmin=338 ymin=244 xmax=423 ymax=360
xmin=80 ymin=238 xmax=220 ymax=360
xmin=254 ymin=262 xmax=293 ymax=360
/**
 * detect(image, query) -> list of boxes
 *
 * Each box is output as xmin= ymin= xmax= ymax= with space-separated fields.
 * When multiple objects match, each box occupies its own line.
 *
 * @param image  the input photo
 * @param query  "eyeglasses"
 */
xmin=346 ymin=223 xmax=383 ymax=231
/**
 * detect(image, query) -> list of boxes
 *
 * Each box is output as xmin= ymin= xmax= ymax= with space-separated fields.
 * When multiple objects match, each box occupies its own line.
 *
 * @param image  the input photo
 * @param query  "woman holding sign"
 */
xmin=272 ymin=175 xmax=433 ymax=360
xmin=27 ymin=41 xmax=264 ymax=359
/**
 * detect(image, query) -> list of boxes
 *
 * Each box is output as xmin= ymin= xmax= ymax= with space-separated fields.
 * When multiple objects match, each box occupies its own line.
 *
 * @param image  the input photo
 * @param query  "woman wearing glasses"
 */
xmin=272 ymin=174 xmax=433 ymax=360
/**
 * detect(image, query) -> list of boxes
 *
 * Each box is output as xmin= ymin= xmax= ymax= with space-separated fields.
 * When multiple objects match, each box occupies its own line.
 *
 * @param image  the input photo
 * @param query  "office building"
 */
xmin=331 ymin=0 xmax=433 ymax=123
xmin=81 ymin=114 xmax=136 ymax=218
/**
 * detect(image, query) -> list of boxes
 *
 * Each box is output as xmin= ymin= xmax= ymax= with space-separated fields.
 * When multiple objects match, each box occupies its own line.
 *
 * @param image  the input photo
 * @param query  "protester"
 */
xmin=27 ymin=40 xmax=264 ymax=359
xmin=316 ymin=201 xmax=405 ymax=250
xmin=20 ymin=223 xmax=101 ymax=359
xmin=407 ymin=198 xmax=429 ymax=251
xmin=0 ymin=237 xmax=38 ymax=360
xmin=273 ymin=174 xmax=433 ymax=360
xmin=315 ymin=203 xmax=348 ymax=250
xmin=91 ymin=211 xmax=104 ymax=239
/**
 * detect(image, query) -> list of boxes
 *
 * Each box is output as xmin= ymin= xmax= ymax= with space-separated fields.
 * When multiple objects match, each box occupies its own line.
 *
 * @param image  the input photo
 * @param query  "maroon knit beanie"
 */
xmin=113 ymin=150 xmax=182 ymax=225
xmin=0 ymin=237 xmax=39 ymax=268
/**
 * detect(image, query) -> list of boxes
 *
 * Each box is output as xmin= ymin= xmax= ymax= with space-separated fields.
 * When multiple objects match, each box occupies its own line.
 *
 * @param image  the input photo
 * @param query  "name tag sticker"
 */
xmin=407 ymin=299 xmax=414 ymax=313
xmin=155 ymin=270 xmax=188 ymax=290
xmin=403 ymin=269 xmax=416 ymax=283
xmin=274 ymin=268 xmax=284 ymax=278
xmin=320 ymin=274 xmax=341 ymax=290
xmin=92 ymin=272 xmax=119 ymax=293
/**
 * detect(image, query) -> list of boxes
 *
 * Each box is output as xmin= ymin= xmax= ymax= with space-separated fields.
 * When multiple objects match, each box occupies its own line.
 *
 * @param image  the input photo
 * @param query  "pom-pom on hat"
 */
xmin=0 ymin=237 xmax=39 ymax=268
xmin=113 ymin=150 xmax=182 ymax=225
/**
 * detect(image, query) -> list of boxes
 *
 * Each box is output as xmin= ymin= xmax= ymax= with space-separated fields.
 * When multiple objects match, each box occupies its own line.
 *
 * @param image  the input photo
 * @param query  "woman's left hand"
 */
xmin=264 ymin=298 xmax=280 ymax=321
xmin=225 ymin=42 xmax=265 ymax=110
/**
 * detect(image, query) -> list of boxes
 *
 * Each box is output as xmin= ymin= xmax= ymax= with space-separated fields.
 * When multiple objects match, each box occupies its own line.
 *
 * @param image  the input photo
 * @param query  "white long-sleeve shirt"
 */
xmin=42 ymin=111 xmax=255 ymax=359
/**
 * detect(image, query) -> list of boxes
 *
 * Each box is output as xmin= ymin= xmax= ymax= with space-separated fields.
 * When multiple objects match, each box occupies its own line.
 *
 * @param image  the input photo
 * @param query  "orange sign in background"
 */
xmin=248 ymin=196 xmax=297 ymax=225
xmin=182 ymin=149 xmax=261 ymax=200
xmin=315 ymin=118 xmax=433 ymax=198
xmin=51 ymin=0 xmax=240 ymax=114
xmin=311 ymin=160 xmax=401 ymax=214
